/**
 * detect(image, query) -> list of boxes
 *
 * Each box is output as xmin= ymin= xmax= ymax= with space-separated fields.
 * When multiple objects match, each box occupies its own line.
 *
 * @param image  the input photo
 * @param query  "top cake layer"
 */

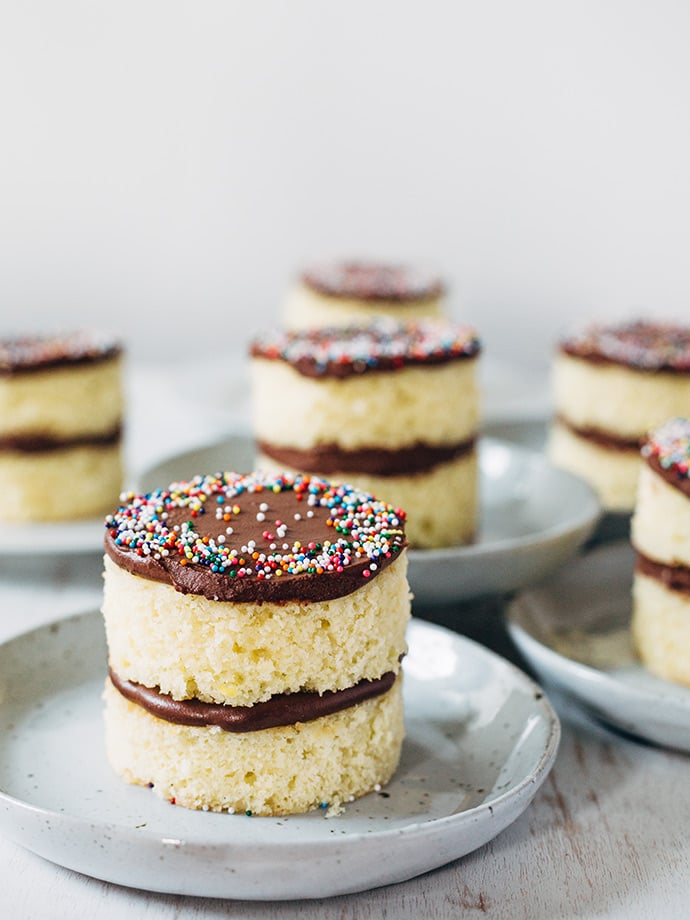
xmin=250 ymin=319 xmax=480 ymax=379
xmin=0 ymin=331 xmax=122 ymax=376
xmin=105 ymin=471 xmax=407 ymax=603
xmin=641 ymin=417 xmax=690 ymax=498
xmin=559 ymin=320 xmax=690 ymax=373
xmin=301 ymin=260 xmax=444 ymax=303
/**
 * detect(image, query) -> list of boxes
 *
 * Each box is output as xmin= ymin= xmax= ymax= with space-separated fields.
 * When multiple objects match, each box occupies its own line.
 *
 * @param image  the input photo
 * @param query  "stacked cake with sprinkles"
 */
xmin=250 ymin=318 xmax=481 ymax=549
xmin=282 ymin=258 xmax=447 ymax=330
xmin=631 ymin=418 xmax=690 ymax=686
xmin=101 ymin=470 xmax=411 ymax=816
xmin=0 ymin=331 xmax=124 ymax=521
xmin=548 ymin=320 xmax=690 ymax=511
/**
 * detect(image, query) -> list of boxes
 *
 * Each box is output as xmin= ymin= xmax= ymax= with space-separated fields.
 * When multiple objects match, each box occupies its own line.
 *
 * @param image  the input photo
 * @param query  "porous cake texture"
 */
xmin=631 ymin=418 xmax=690 ymax=686
xmin=250 ymin=319 xmax=481 ymax=549
xmin=102 ymin=470 xmax=411 ymax=816
xmin=548 ymin=320 xmax=690 ymax=511
xmin=283 ymin=260 xmax=446 ymax=329
xmin=0 ymin=331 xmax=124 ymax=521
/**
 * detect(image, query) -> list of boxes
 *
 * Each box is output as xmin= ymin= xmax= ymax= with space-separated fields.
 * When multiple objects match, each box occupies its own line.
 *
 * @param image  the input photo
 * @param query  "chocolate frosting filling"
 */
xmin=109 ymin=667 xmax=398 ymax=732
xmin=0 ymin=424 xmax=122 ymax=454
xmin=556 ymin=415 xmax=642 ymax=452
xmin=105 ymin=481 xmax=406 ymax=603
xmin=257 ymin=437 xmax=476 ymax=476
xmin=635 ymin=552 xmax=690 ymax=596
xmin=645 ymin=453 xmax=690 ymax=499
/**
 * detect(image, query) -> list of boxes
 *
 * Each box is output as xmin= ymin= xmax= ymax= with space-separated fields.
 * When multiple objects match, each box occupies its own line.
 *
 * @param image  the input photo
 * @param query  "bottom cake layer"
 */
xmin=0 ymin=442 xmax=123 ymax=521
xmin=255 ymin=450 xmax=477 ymax=549
xmin=632 ymin=571 xmax=690 ymax=686
xmin=103 ymin=675 xmax=405 ymax=816
xmin=547 ymin=421 xmax=640 ymax=512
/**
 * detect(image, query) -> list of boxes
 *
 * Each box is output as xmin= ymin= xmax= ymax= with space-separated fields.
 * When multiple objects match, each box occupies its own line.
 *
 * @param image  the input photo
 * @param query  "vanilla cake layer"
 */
xmin=251 ymin=357 xmax=479 ymax=451
xmin=547 ymin=420 xmax=641 ymax=511
xmin=104 ymin=676 xmax=404 ymax=816
xmin=284 ymin=283 xmax=444 ymax=330
xmin=631 ymin=461 xmax=690 ymax=566
xmin=257 ymin=450 xmax=478 ymax=549
xmin=632 ymin=572 xmax=690 ymax=686
xmin=552 ymin=352 xmax=690 ymax=439
xmin=102 ymin=550 xmax=410 ymax=706
xmin=0 ymin=442 xmax=123 ymax=521
xmin=0 ymin=355 xmax=123 ymax=440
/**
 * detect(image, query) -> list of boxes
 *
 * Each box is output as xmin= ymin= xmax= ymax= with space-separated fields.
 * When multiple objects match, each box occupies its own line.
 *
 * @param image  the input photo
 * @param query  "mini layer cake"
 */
xmin=102 ymin=471 xmax=410 ymax=816
xmin=0 ymin=331 xmax=124 ymax=521
xmin=631 ymin=418 xmax=690 ymax=686
xmin=548 ymin=320 xmax=690 ymax=511
xmin=250 ymin=319 xmax=481 ymax=549
xmin=283 ymin=260 xmax=446 ymax=329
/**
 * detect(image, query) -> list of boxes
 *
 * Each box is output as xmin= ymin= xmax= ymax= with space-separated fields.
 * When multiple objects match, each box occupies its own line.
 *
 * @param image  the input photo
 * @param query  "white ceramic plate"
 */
xmin=137 ymin=434 xmax=601 ymax=604
xmin=0 ymin=612 xmax=559 ymax=900
xmin=0 ymin=516 xmax=107 ymax=556
xmin=507 ymin=541 xmax=690 ymax=752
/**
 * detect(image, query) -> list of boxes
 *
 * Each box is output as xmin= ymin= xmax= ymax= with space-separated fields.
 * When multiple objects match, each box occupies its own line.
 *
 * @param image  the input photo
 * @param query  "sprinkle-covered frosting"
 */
xmin=0 ymin=330 xmax=121 ymax=376
xmin=560 ymin=320 xmax=690 ymax=372
xmin=250 ymin=319 xmax=480 ymax=379
xmin=302 ymin=260 xmax=444 ymax=303
xmin=642 ymin=417 xmax=690 ymax=481
xmin=104 ymin=471 xmax=407 ymax=602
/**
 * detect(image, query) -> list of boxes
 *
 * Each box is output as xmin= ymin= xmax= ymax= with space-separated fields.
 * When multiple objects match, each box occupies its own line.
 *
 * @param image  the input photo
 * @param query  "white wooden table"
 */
xmin=0 ymin=359 xmax=688 ymax=919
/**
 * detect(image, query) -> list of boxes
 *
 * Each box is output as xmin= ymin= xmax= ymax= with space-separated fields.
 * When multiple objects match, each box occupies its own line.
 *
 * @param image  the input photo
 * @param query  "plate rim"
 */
xmin=0 ymin=610 xmax=561 ymax=897
xmin=506 ymin=541 xmax=690 ymax=748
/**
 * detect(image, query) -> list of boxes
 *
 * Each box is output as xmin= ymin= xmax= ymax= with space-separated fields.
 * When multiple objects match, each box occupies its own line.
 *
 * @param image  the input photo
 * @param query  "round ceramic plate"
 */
xmin=0 ymin=613 xmax=559 ymax=900
xmin=507 ymin=541 xmax=690 ymax=752
xmin=481 ymin=416 xmax=631 ymax=546
xmin=136 ymin=434 xmax=601 ymax=604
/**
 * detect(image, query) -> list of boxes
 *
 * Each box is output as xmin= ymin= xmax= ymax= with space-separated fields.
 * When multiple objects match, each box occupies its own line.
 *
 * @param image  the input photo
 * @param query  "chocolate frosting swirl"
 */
xmin=301 ymin=260 xmax=444 ymax=303
xmin=0 ymin=331 xmax=121 ymax=376
xmin=109 ymin=667 xmax=398 ymax=732
xmin=105 ymin=471 xmax=407 ymax=603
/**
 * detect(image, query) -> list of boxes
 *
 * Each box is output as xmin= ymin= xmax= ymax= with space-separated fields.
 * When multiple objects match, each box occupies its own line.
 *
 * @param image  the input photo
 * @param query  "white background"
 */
xmin=1 ymin=1 xmax=689 ymax=378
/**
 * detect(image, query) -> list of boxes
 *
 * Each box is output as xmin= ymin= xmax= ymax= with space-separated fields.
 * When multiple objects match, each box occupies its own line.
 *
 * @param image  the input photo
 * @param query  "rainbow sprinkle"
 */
xmin=642 ymin=418 xmax=690 ymax=478
xmin=562 ymin=320 xmax=690 ymax=372
xmin=105 ymin=471 xmax=406 ymax=581
xmin=0 ymin=330 xmax=120 ymax=373
xmin=251 ymin=319 xmax=480 ymax=376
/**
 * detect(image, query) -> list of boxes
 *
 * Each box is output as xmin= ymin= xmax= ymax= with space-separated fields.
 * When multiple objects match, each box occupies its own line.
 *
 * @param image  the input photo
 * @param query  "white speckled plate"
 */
xmin=137 ymin=434 xmax=601 ymax=604
xmin=507 ymin=541 xmax=690 ymax=752
xmin=0 ymin=613 xmax=559 ymax=900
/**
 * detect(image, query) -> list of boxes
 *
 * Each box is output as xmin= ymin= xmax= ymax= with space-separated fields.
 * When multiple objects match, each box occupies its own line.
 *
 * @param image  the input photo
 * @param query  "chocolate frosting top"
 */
xmin=641 ymin=417 xmax=690 ymax=498
xmin=250 ymin=319 xmax=480 ymax=379
xmin=109 ymin=667 xmax=397 ymax=732
xmin=104 ymin=470 xmax=407 ymax=602
xmin=0 ymin=331 xmax=122 ymax=376
xmin=559 ymin=320 xmax=690 ymax=373
xmin=301 ymin=260 xmax=444 ymax=303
